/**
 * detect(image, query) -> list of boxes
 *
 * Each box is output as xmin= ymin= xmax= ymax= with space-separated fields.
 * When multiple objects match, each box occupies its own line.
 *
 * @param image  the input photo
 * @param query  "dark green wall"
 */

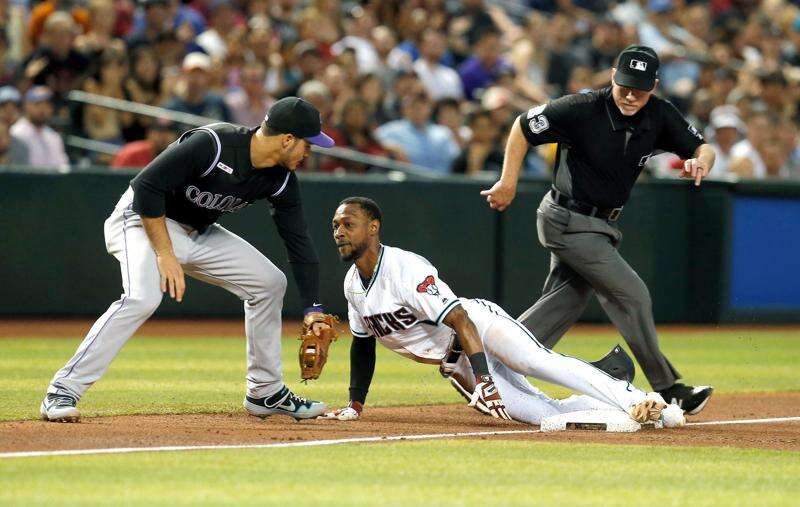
xmin=1 ymin=169 xmax=798 ymax=322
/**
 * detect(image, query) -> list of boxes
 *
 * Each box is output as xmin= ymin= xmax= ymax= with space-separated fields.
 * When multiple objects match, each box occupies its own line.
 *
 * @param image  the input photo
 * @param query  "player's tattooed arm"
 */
xmin=141 ymin=216 xmax=185 ymax=303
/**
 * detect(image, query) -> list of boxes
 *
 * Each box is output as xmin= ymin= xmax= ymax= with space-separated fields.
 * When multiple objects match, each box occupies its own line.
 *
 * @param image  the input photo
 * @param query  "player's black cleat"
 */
xmin=590 ymin=344 xmax=635 ymax=383
xmin=657 ymin=383 xmax=714 ymax=415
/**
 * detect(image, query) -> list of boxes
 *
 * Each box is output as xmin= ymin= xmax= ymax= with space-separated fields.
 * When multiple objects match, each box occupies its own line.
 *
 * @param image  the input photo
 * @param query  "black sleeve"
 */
xmin=268 ymin=172 xmax=321 ymax=309
xmin=655 ymin=99 xmax=705 ymax=159
xmin=349 ymin=336 xmax=376 ymax=405
xmin=517 ymin=93 xmax=582 ymax=146
xmin=130 ymin=131 xmax=216 ymax=217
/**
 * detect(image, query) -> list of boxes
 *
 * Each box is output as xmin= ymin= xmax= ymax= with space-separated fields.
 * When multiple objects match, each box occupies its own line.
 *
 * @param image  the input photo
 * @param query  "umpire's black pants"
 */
xmin=519 ymin=192 xmax=680 ymax=391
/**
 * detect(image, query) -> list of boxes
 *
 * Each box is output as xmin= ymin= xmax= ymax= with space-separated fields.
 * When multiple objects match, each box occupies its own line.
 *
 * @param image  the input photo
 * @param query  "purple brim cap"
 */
xmin=305 ymin=132 xmax=335 ymax=148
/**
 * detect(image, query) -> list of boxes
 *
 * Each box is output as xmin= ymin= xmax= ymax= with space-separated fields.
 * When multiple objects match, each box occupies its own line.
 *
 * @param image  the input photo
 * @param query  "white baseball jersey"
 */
xmin=345 ymin=245 xmax=462 ymax=363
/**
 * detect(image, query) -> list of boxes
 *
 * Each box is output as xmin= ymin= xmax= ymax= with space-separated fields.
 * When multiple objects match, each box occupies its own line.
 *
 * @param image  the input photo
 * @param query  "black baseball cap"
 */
xmin=264 ymin=97 xmax=335 ymax=148
xmin=614 ymin=45 xmax=660 ymax=91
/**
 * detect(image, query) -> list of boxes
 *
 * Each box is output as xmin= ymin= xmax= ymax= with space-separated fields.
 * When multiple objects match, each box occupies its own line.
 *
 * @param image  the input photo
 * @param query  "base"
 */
xmin=540 ymin=410 xmax=663 ymax=433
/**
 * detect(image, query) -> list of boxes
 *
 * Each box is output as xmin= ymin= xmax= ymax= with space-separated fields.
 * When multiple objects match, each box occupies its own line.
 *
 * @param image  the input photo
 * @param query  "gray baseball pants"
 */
xmin=518 ymin=192 xmax=680 ymax=391
xmin=48 ymin=188 xmax=287 ymax=400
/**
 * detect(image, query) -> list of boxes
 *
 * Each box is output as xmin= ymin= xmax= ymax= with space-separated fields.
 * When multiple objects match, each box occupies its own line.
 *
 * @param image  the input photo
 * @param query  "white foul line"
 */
xmin=0 ymin=429 xmax=537 ymax=459
xmin=2 ymin=415 xmax=798 ymax=459
xmin=686 ymin=416 xmax=800 ymax=426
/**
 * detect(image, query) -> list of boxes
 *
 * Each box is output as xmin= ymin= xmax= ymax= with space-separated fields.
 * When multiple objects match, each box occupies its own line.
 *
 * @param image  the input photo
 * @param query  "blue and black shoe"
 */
xmin=40 ymin=393 xmax=80 ymax=423
xmin=244 ymin=386 xmax=326 ymax=420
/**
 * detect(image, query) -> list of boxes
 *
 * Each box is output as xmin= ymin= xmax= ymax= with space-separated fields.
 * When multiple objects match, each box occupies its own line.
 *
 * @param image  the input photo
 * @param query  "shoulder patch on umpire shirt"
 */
xmin=526 ymin=104 xmax=546 ymax=119
xmin=216 ymin=161 xmax=233 ymax=174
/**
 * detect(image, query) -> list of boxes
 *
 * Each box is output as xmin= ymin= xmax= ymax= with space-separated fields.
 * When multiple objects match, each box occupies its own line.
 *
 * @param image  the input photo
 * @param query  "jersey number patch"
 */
xmin=529 ymin=115 xmax=549 ymax=134
xmin=416 ymin=275 xmax=440 ymax=296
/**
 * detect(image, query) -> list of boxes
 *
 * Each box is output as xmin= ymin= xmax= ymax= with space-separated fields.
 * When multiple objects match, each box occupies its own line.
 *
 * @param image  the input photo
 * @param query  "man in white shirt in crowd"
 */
xmin=10 ymin=86 xmax=69 ymax=170
xmin=706 ymin=105 xmax=744 ymax=181
xmin=413 ymin=30 xmax=463 ymax=101
xmin=730 ymin=111 xmax=770 ymax=179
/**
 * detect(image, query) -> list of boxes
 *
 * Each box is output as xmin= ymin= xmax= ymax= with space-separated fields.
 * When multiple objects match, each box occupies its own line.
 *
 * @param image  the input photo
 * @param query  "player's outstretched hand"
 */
xmin=156 ymin=252 xmax=185 ymax=302
xmin=681 ymin=158 xmax=710 ymax=187
xmin=319 ymin=401 xmax=362 ymax=421
xmin=480 ymin=181 xmax=516 ymax=211
xmin=469 ymin=374 xmax=511 ymax=420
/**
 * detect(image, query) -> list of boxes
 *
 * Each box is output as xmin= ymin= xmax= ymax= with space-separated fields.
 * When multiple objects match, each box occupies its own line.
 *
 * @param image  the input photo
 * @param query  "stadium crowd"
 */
xmin=0 ymin=0 xmax=799 ymax=180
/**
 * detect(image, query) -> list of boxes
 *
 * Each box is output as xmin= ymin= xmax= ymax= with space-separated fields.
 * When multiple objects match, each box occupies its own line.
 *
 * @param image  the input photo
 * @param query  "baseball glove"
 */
xmin=298 ymin=312 xmax=339 ymax=381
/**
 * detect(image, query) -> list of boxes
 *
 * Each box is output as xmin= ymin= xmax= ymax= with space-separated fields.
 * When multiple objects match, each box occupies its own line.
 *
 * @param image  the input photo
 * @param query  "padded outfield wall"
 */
xmin=1 ymin=168 xmax=798 ymax=323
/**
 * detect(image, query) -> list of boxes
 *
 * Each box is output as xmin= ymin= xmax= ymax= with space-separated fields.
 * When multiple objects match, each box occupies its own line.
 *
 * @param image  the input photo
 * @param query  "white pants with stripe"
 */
xmin=453 ymin=299 xmax=647 ymax=424
xmin=48 ymin=188 xmax=287 ymax=400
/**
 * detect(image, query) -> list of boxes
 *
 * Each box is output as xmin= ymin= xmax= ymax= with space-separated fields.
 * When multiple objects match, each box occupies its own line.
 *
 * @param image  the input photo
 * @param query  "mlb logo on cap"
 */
xmin=630 ymin=60 xmax=648 ymax=71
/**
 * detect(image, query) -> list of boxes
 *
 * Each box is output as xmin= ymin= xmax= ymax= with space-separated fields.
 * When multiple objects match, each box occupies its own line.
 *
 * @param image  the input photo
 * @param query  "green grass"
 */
xmin=1 ymin=440 xmax=798 ymax=506
xmin=2 ymin=330 xmax=799 ymax=421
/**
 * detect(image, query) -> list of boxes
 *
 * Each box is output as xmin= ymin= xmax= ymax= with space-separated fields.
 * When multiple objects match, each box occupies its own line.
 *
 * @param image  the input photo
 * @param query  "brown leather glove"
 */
xmin=298 ymin=312 xmax=338 ymax=381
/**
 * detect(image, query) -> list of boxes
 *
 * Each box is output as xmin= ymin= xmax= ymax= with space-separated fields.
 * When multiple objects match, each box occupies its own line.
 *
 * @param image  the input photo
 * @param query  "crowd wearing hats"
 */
xmin=0 ymin=0 xmax=799 ymax=179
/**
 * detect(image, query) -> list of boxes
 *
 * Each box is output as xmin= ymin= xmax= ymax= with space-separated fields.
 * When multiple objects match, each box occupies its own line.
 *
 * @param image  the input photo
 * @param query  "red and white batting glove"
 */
xmin=469 ymin=375 xmax=511 ymax=420
xmin=320 ymin=401 xmax=363 ymax=421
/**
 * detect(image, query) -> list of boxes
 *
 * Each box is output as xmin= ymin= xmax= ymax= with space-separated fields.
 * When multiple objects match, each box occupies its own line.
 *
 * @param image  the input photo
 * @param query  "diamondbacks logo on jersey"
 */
xmin=416 ymin=275 xmax=439 ymax=296
xmin=363 ymin=308 xmax=418 ymax=338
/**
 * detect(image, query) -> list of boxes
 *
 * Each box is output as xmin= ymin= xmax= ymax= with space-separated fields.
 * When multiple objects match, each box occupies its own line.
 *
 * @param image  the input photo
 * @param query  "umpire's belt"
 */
xmin=550 ymin=188 xmax=622 ymax=222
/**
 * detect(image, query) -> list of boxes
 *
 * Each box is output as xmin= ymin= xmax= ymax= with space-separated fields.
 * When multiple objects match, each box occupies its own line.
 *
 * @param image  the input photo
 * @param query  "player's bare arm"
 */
xmin=442 ymin=305 xmax=511 ymax=420
xmin=681 ymin=143 xmax=716 ymax=186
xmin=141 ymin=215 xmax=185 ymax=302
xmin=481 ymin=117 xmax=528 ymax=211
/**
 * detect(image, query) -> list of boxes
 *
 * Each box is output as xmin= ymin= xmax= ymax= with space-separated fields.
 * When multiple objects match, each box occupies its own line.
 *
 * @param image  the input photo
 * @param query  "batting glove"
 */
xmin=320 ymin=401 xmax=362 ymax=421
xmin=469 ymin=375 xmax=511 ymax=420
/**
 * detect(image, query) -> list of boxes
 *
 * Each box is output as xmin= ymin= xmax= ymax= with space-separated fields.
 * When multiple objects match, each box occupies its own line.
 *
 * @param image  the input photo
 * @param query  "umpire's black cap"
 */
xmin=265 ymin=97 xmax=335 ymax=148
xmin=614 ymin=45 xmax=660 ymax=91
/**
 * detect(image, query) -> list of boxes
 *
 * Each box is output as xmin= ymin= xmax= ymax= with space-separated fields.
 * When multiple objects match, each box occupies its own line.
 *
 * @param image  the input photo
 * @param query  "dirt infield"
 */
xmin=3 ymin=393 xmax=799 ymax=453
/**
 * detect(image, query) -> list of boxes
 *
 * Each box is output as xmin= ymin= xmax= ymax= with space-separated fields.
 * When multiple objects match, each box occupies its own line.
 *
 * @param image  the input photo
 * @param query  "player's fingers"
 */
xmin=176 ymin=273 xmax=185 ymax=302
xmin=694 ymin=170 xmax=703 ymax=187
xmin=160 ymin=274 xmax=167 ymax=294
xmin=479 ymin=189 xmax=492 ymax=196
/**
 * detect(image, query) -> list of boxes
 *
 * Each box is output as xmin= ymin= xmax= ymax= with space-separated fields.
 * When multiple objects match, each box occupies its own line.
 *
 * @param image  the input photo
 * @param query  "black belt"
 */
xmin=550 ymin=188 xmax=623 ymax=221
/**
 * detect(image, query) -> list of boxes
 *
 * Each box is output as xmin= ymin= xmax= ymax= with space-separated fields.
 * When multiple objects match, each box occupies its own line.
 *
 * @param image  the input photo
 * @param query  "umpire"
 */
xmin=41 ymin=97 xmax=335 ymax=422
xmin=481 ymin=46 xmax=716 ymax=415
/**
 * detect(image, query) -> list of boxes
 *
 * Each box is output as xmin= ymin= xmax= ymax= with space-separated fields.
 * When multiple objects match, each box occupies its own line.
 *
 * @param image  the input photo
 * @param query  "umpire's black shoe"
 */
xmin=658 ymin=383 xmax=714 ymax=415
xmin=590 ymin=344 xmax=635 ymax=383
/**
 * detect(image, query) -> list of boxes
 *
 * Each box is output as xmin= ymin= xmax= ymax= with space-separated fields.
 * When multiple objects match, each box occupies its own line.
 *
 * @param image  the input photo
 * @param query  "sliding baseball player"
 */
xmin=321 ymin=197 xmax=685 ymax=427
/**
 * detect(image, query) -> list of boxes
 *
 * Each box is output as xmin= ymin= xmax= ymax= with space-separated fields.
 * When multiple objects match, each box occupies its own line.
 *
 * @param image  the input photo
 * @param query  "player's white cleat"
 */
xmin=628 ymin=392 xmax=667 ymax=424
xmin=660 ymin=403 xmax=686 ymax=428
xmin=40 ymin=393 xmax=80 ymax=423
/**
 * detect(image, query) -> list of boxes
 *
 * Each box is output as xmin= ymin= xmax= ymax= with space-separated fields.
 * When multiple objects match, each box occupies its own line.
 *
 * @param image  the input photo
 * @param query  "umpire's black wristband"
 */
xmin=467 ymin=352 xmax=490 ymax=377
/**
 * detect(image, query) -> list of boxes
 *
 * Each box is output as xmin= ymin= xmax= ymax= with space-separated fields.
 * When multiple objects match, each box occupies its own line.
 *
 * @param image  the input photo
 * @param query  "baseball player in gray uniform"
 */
xmin=41 ymin=97 xmax=335 ymax=422
xmin=481 ymin=46 xmax=716 ymax=414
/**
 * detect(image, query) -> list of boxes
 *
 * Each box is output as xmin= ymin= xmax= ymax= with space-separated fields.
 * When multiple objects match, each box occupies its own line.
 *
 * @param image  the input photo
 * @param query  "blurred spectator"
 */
xmin=19 ymin=11 xmax=90 ymax=99
xmin=196 ymin=0 xmax=240 ymax=59
xmin=164 ymin=52 xmax=231 ymax=121
xmin=331 ymin=6 xmax=380 ymax=75
xmin=458 ymin=26 xmax=513 ymax=100
xmin=370 ymin=25 xmax=400 ymax=84
xmin=545 ymin=14 xmax=580 ymax=97
xmin=481 ymin=86 xmax=515 ymax=130
xmin=0 ymin=86 xmax=22 ymax=125
xmin=382 ymin=69 xmax=424 ymax=122
xmin=730 ymin=112 xmax=771 ymax=179
xmin=74 ymin=0 xmax=119 ymax=59
xmin=10 ymin=86 xmax=69 ymax=169
xmin=122 ymin=46 xmax=165 ymax=141
xmin=375 ymin=92 xmax=459 ymax=173
xmin=281 ymin=41 xmax=325 ymax=98
xmin=27 ymin=0 xmax=91 ymax=50
xmin=355 ymin=72 xmax=391 ymax=126
xmin=0 ymin=120 xmax=30 ymax=165
xmin=127 ymin=0 xmax=171 ymax=49
xmin=111 ymin=118 xmax=176 ymax=168
xmin=706 ymin=106 xmax=745 ymax=180
xmin=433 ymin=98 xmax=468 ymax=148
xmin=297 ymin=80 xmax=334 ymax=131
xmin=451 ymin=109 xmax=504 ymax=175
xmin=413 ymin=30 xmax=463 ymax=101
xmin=82 ymin=43 xmax=128 ymax=152
xmin=225 ymin=61 xmax=274 ymax=127
xmin=325 ymin=97 xmax=389 ymax=173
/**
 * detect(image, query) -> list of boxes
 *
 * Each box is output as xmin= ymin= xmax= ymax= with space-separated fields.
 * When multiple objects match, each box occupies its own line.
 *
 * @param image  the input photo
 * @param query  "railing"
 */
xmin=65 ymin=90 xmax=445 ymax=178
